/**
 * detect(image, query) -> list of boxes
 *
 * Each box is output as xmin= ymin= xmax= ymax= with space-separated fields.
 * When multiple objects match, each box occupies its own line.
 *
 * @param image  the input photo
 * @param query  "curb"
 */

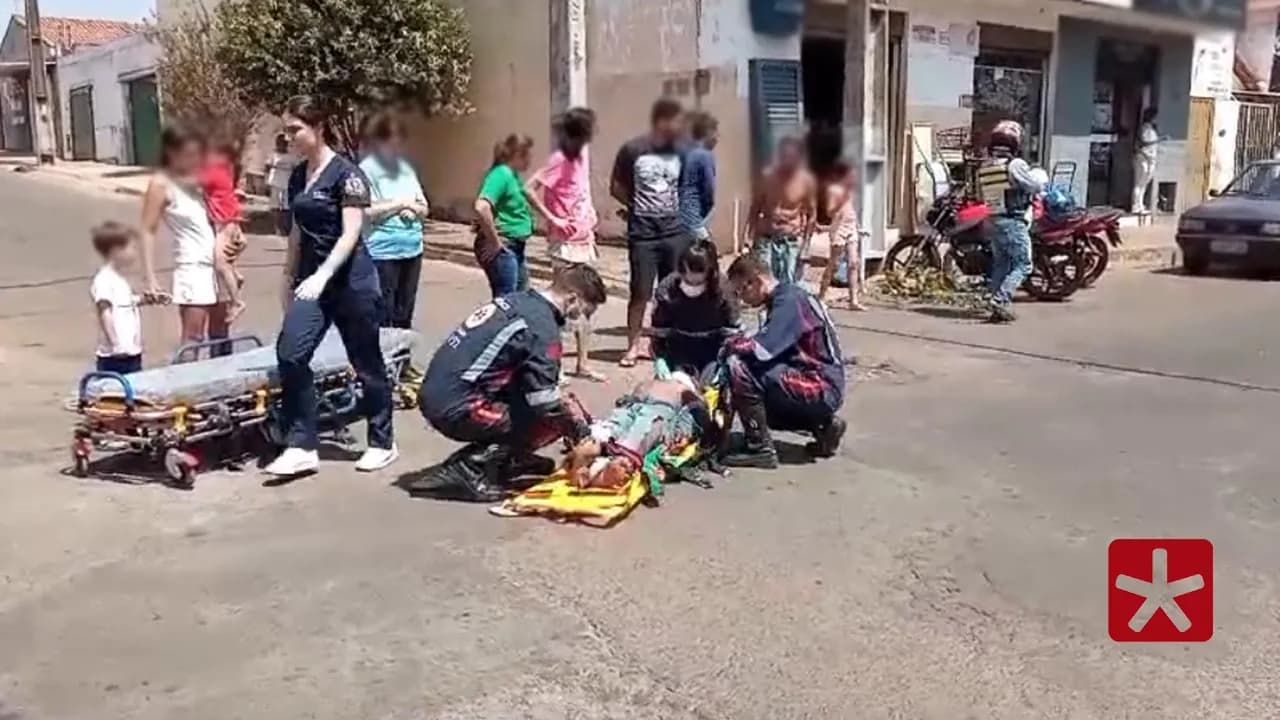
xmin=1112 ymin=244 xmax=1179 ymax=267
xmin=13 ymin=164 xmax=281 ymax=235
xmin=422 ymin=245 xmax=633 ymax=299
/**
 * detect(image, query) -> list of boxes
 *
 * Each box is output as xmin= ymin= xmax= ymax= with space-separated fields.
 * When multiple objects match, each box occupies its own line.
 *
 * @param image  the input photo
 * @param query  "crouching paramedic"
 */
xmin=417 ymin=264 xmax=609 ymax=500
xmin=721 ymin=254 xmax=847 ymax=469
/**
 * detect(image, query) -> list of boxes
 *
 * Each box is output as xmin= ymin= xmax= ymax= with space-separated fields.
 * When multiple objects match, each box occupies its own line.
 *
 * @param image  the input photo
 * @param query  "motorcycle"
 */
xmin=885 ymin=187 xmax=1086 ymax=301
xmin=1036 ymin=202 xmax=1124 ymax=289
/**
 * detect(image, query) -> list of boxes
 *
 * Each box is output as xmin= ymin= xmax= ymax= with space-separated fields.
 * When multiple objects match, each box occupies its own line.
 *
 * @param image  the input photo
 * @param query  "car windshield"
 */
xmin=1222 ymin=163 xmax=1280 ymax=198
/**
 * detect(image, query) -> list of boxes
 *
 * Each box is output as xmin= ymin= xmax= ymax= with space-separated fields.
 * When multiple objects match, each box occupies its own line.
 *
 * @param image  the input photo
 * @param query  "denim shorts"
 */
xmin=480 ymin=235 xmax=529 ymax=298
xmin=754 ymin=234 xmax=801 ymax=284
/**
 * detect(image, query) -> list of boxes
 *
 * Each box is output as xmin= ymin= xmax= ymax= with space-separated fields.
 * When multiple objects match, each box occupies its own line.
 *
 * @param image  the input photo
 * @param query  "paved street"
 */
xmin=1 ymin=168 xmax=1277 ymax=719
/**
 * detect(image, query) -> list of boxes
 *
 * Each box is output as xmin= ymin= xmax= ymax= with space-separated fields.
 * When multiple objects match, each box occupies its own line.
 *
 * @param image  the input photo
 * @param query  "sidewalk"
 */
xmin=4 ymin=152 xmax=1179 ymax=271
xmin=1 ymin=154 xmax=278 ymax=234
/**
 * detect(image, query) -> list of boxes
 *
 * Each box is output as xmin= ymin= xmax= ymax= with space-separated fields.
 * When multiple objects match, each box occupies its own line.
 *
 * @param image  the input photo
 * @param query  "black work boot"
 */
xmin=723 ymin=401 xmax=779 ymax=469
xmin=502 ymin=452 xmax=556 ymax=481
xmin=987 ymin=304 xmax=1016 ymax=324
xmin=412 ymin=443 xmax=509 ymax=502
xmin=807 ymin=416 xmax=848 ymax=459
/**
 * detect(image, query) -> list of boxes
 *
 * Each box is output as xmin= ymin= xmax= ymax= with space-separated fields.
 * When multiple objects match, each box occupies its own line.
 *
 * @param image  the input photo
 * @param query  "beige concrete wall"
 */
xmin=405 ymin=0 xmax=550 ymax=222
xmin=587 ymin=0 xmax=701 ymax=240
xmin=588 ymin=0 xmax=798 ymax=248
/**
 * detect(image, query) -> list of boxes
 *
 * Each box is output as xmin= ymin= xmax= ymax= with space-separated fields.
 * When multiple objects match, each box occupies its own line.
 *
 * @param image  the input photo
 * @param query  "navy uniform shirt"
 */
xmin=423 ymin=290 xmax=588 ymax=437
xmin=750 ymin=283 xmax=845 ymax=405
xmin=288 ymin=154 xmax=377 ymax=291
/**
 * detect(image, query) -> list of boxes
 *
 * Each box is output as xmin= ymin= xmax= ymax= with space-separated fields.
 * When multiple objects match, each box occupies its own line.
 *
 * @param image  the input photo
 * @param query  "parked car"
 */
xmin=1177 ymin=160 xmax=1280 ymax=275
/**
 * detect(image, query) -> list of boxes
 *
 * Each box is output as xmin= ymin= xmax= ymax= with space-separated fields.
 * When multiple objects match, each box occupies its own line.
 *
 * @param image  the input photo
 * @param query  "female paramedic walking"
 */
xmin=265 ymin=95 xmax=398 ymax=477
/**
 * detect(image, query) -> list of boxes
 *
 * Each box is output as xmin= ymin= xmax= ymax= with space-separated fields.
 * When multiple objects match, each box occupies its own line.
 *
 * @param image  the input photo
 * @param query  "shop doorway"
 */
xmin=972 ymin=24 xmax=1051 ymax=165
xmin=1086 ymin=39 xmax=1159 ymax=209
xmin=802 ymin=34 xmax=846 ymax=190
xmin=800 ymin=11 xmax=906 ymax=228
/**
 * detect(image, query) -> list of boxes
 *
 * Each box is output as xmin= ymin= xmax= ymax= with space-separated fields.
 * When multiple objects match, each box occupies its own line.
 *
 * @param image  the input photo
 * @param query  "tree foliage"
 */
xmin=214 ymin=0 xmax=473 ymax=152
xmin=151 ymin=7 xmax=258 ymax=147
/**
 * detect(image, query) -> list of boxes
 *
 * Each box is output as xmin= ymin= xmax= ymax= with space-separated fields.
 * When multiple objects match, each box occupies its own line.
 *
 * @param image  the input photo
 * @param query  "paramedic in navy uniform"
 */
xmin=265 ymin=95 xmax=398 ymax=477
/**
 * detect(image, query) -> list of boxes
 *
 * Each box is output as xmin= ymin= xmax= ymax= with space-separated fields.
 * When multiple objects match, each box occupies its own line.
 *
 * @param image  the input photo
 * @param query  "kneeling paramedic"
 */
xmin=721 ymin=254 xmax=846 ymax=469
xmin=418 ymin=265 xmax=609 ymax=500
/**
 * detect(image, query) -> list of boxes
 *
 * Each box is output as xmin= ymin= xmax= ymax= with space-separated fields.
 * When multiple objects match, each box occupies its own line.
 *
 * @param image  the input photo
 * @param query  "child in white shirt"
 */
xmin=90 ymin=222 xmax=168 ymax=374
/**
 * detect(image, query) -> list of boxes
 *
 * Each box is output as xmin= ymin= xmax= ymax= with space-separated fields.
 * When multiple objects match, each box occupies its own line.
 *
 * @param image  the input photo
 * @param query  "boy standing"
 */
xmin=90 ymin=222 xmax=167 ymax=374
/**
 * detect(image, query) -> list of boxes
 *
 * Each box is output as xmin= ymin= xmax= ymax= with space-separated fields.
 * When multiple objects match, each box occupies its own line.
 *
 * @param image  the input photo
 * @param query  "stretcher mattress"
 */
xmin=79 ymin=328 xmax=419 ymax=407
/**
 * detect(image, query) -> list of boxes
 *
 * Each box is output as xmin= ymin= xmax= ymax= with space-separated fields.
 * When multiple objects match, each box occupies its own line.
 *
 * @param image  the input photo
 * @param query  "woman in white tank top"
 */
xmin=140 ymin=125 xmax=229 ymax=361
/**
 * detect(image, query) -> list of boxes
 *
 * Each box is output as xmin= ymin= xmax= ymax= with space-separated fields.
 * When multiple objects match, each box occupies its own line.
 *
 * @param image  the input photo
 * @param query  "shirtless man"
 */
xmin=743 ymin=137 xmax=818 ymax=285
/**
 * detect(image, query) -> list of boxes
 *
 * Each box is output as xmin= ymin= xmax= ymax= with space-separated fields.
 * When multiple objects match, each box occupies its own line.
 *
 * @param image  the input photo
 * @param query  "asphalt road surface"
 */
xmin=0 ymin=168 xmax=1277 ymax=719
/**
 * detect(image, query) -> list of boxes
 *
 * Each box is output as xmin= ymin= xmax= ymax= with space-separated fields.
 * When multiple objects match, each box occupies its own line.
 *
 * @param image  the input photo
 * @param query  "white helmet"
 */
xmin=990 ymin=120 xmax=1024 ymax=148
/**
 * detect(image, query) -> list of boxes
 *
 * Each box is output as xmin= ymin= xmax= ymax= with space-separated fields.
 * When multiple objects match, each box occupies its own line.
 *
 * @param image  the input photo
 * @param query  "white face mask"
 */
xmin=680 ymin=281 xmax=707 ymax=298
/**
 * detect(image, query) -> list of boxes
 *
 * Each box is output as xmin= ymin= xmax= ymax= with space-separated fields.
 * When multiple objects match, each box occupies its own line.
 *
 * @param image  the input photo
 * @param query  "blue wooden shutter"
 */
xmin=749 ymin=59 xmax=804 ymax=171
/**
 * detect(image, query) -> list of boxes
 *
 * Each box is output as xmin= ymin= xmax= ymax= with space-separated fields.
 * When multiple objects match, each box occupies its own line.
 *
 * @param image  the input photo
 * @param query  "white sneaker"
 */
xmin=355 ymin=444 xmax=399 ymax=472
xmin=265 ymin=447 xmax=319 ymax=476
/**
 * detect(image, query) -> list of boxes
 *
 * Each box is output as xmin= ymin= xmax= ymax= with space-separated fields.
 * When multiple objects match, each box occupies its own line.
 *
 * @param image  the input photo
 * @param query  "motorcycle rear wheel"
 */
xmin=884 ymin=235 xmax=943 ymax=274
xmin=1023 ymin=245 xmax=1083 ymax=301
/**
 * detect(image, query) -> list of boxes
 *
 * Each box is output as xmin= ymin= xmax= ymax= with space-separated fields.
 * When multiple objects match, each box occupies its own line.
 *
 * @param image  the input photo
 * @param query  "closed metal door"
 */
xmin=69 ymin=86 xmax=95 ymax=161
xmin=127 ymin=76 xmax=162 ymax=166
xmin=1235 ymin=102 xmax=1275 ymax=172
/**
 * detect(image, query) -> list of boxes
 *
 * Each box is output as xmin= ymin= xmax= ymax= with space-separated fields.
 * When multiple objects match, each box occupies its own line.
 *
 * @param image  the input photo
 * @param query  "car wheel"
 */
xmin=1182 ymin=253 xmax=1209 ymax=276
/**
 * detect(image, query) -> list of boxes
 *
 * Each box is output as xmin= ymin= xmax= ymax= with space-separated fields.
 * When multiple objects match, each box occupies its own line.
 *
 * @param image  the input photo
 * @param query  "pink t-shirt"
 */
xmin=533 ymin=149 xmax=597 ymax=244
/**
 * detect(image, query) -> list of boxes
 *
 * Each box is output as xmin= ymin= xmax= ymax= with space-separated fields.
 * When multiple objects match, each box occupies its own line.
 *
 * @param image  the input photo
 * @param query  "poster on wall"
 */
xmin=911 ymin=24 xmax=937 ymax=44
xmin=948 ymin=23 xmax=979 ymax=57
xmin=1191 ymin=34 xmax=1232 ymax=98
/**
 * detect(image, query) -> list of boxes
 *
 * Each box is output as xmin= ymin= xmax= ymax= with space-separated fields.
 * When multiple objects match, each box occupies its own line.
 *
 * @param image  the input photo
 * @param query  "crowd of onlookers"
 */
xmin=85 ymin=94 xmax=859 ymax=480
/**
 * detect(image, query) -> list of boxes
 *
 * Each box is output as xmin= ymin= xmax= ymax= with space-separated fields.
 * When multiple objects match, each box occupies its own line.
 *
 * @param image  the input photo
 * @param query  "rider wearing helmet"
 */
xmin=976 ymin=119 xmax=1046 ymax=323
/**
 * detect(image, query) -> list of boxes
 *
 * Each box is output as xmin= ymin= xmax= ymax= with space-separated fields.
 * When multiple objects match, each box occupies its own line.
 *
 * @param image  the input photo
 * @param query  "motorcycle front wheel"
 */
xmin=1078 ymin=233 xmax=1110 ymax=288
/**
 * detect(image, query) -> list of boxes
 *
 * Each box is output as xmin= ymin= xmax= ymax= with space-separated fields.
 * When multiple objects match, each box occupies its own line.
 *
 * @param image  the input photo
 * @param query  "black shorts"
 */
xmin=628 ymin=234 xmax=691 ymax=303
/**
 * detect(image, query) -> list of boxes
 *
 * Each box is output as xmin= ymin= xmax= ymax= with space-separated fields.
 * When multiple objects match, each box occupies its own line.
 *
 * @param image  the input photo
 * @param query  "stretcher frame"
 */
xmin=69 ymin=333 xmax=421 ymax=486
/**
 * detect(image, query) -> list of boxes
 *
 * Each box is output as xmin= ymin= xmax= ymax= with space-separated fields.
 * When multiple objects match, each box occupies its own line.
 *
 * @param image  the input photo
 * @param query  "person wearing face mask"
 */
xmin=414 ymin=265 xmax=609 ymax=501
xmin=721 ymin=253 xmax=847 ymax=469
xmin=359 ymin=112 xmax=430 ymax=329
xmin=651 ymin=241 xmax=740 ymax=381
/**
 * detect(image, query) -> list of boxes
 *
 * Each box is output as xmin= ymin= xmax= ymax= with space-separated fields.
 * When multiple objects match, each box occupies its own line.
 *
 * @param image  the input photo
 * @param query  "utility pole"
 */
xmin=24 ymin=0 xmax=56 ymax=164
xmin=548 ymin=0 xmax=587 ymax=121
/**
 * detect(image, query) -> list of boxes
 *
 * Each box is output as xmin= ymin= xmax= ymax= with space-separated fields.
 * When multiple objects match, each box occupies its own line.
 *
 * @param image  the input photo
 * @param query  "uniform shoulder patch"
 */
xmin=464 ymin=303 xmax=498 ymax=329
xmin=343 ymin=175 xmax=367 ymax=197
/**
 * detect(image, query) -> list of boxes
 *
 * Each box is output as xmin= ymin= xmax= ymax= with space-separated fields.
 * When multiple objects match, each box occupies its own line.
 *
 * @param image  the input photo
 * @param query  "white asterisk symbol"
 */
xmin=1115 ymin=548 xmax=1205 ymax=632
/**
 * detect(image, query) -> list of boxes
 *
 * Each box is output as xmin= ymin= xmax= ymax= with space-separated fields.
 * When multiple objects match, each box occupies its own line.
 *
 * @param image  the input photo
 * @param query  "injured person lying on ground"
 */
xmin=563 ymin=366 xmax=713 ymax=489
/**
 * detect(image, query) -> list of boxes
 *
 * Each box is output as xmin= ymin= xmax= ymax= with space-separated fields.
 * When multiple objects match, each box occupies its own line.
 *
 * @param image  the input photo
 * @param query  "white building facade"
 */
xmin=55 ymin=32 xmax=161 ymax=165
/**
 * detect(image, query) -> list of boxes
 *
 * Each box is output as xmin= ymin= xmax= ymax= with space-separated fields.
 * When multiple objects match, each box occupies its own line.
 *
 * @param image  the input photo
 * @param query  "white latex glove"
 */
xmin=293 ymin=269 xmax=333 ymax=301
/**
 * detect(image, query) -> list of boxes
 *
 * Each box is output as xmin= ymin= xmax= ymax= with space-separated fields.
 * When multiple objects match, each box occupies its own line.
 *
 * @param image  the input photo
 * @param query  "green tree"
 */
xmin=151 ymin=7 xmax=258 ymax=148
xmin=214 ymin=0 xmax=473 ymax=152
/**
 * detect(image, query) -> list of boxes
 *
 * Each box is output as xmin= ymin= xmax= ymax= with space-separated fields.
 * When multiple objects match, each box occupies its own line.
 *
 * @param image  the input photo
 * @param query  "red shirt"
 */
xmin=201 ymin=155 xmax=241 ymax=225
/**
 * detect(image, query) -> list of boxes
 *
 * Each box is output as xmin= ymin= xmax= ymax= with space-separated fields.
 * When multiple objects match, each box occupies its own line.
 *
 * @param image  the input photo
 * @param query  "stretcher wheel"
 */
xmin=164 ymin=448 xmax=198 ymax=488
xmin=71 ymin=450 xmax=90 ymax=477
xmin=71 ymin=437 xmax=92 ymax=477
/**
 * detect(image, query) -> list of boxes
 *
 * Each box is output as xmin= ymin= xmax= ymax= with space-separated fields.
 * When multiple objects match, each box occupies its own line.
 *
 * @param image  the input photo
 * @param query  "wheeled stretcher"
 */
xmin=69 ymin=329 xmax=421 ymax=486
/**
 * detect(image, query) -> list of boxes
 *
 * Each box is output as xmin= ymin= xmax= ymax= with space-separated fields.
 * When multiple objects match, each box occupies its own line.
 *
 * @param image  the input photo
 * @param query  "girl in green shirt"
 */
xmin=474 ymin=134 xmax=535 ymax=296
